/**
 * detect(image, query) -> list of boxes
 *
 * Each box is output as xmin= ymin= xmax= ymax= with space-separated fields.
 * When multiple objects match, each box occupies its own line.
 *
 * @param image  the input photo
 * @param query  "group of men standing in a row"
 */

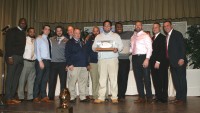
xmin=4 ymin=18 xmax=187 ymax=105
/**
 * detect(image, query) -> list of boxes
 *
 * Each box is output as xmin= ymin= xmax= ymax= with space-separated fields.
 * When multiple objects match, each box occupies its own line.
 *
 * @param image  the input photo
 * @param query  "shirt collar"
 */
xmin=103 ymin=31 xmax=112 ymax=35
xmin=42 ymin=34 xmax=48 ymax=38
xmin=168 ymin=29 xmax=173 ymax=36
xmin=17 ymin=26 xmax=23 ymax=31
xmin=57 ymin=36 xmax=64 ymax=40
xmin=155 ymin=32 xmax=160 ymax=39
xmin=73 ymin=37 xmax=80 ymax=41
xmin=136 ymin=30 xmax=144 ymax=36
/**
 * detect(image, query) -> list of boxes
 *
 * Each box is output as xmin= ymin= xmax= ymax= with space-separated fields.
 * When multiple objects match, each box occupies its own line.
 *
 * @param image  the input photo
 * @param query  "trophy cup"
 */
xmin=56 ymin=88 xmax=73 ymax=113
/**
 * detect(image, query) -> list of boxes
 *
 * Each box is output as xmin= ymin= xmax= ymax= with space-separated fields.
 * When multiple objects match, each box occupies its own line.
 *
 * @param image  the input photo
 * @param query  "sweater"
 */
xmin=65 ymin=38 xmax=89 ymax=67
xmin=5 ymin=27 xmax=26 ymax=57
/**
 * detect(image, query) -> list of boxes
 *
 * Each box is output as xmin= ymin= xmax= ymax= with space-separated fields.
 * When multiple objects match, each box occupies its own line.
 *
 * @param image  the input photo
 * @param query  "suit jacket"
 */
xmin=150 ymin=33 xmax=167 ymax=67
xmin=168 ymin=29 xmax=187 ymax=67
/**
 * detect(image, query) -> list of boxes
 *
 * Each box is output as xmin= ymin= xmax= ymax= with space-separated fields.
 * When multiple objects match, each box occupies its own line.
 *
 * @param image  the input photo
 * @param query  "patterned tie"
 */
xmin=77 ymin=40 xmax=82 ymax=47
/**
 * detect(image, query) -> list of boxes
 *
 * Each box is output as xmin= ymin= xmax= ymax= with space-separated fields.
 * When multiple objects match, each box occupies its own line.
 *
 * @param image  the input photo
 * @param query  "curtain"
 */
xmin=35 ymin=0 xmax=200 ymax=23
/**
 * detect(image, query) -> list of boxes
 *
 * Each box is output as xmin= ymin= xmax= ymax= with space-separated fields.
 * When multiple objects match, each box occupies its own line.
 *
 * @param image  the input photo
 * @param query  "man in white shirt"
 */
xmin=18 ymin=27 xmax=36 ymax=101
xmin=92 ymin=20 xmax=123 ymax=104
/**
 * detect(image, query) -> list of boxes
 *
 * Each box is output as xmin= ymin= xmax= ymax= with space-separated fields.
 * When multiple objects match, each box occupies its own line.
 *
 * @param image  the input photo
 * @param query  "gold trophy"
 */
xmin=56 ymin=88 xmax=73 ymax=113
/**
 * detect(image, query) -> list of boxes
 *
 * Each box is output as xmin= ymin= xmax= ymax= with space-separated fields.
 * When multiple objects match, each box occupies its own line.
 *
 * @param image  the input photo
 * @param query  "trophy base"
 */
xmin=56 ymin=106 xmax=73 ymax=113
xmin=96 ymin=48 xmax=115 ymax=51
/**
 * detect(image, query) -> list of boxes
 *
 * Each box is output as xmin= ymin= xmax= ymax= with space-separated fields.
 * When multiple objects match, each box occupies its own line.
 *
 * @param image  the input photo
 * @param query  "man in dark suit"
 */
xmin=150 ymin=22 xmax=169 ymax=103
xmin=163 ymin=20 xmax=187 ymax=104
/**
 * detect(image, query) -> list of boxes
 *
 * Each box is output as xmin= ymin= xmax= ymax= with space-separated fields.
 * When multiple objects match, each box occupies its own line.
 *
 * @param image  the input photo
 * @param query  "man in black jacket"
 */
xmin=150 ymin=22 xmax=169 ymax=103
xmin=163 ymin=20 xmax=187 ymax=104
xmin=5 ymin=18 xmax=27 ymax=104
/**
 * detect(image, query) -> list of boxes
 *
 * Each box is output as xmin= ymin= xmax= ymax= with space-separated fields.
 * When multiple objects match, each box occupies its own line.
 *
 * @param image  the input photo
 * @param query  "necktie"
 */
xmin=47 ymin=37 xmax=52 ymax=58
xmin=57 ymin=37 xmax=61 ymax=44
xmin=152 ymin=35 xmax=155 ymax=42
xmin=77 ymin=40 xmax=82 ymax=47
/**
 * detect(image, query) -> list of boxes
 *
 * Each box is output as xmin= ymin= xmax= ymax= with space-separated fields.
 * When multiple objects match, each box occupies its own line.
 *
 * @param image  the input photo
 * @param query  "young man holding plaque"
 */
xmin=92 ymin=20 xmax=123 ymax=104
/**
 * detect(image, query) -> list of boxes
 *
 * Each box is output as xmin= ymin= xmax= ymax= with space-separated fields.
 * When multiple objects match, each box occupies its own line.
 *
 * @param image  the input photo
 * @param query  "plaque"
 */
xmin=96 ymin=40 xmax=116 ymax=51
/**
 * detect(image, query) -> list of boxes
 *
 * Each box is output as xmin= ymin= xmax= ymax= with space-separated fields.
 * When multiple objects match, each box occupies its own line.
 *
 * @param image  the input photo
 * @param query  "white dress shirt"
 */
xmin=166 ymin=29 xmax=173 ymax=48
xmin=23 ymin=36 xmax=36 ymax=60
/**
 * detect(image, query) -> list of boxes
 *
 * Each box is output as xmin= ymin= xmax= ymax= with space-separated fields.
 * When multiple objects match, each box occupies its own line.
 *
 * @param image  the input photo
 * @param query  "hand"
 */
xmin=178 ymin=59 xmax=184 ymax=66
xmin=65 ymin=66 xmax=68 ymax=71
xmin=39 ymin=61 xmax=44 ymax=69
xmin=154 ymin=62 xmax=160 ymax=69
xmin=7 ymin=57 xmax=14 ymax=65
xmin=68 ymin=65 xmax=74 ymax=71
xmin=37 ymin=35 xmax=42 ymax=39
xmin=142 ymin=58 xmax=149 ymax=68
xmin=87 ymin=65 xmax=91 ymax=71
xmin=113 ymin=48 xmax=118 ymax=53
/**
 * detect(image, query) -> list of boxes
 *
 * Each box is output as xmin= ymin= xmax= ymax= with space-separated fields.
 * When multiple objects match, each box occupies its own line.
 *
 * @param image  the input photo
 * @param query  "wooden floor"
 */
xmin=0 ymin=96 xmax=200 ymax=113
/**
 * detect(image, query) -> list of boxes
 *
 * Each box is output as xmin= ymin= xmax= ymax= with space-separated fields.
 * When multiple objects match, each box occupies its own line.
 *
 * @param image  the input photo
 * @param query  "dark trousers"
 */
xmin=132 ymin=55 xmax=152 ymax=98
xmin=117 ymin=59 xmax=130 ymax=99
xmin=5 ymin=55 xmax=23 ymax=100
xmin=33 ymin=60 xmax=50 ymax=98
xmin=48 ymin=62 xmax=67 ymax=100
xmin=150 ymin=60 xmax=168 ymax=101
xmin=170 ymin=64 xmax=187 ymax=101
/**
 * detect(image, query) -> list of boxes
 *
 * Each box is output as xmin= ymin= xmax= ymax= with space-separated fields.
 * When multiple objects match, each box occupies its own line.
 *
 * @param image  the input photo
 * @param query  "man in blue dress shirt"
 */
xmin=33 ymin=25 xmax=52 ymax=103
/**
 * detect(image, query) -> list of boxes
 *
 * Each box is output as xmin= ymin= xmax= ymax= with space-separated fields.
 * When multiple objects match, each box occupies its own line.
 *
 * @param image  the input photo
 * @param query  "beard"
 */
xmin=135 ymin=28 xmax=142 ymax=32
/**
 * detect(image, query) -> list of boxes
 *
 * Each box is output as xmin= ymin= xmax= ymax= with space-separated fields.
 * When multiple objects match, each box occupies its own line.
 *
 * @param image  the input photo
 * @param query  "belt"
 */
xmin=24 ymin=59 xmax=35 ymax=62
xmin=133 ymin=54 xmax=146 ymax=56
xmin=42 ymin=59 xmax=51 ymax=61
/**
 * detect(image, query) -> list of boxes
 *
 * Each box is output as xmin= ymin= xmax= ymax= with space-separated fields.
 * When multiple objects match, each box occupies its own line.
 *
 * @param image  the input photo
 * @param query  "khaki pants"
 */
xmin=68 ymin=67 xmax=88 ymax=100
xmin=89 ymin=63 xmax=99 ymax=99
xmin=98 ymin=58 xmax=118 ymax=100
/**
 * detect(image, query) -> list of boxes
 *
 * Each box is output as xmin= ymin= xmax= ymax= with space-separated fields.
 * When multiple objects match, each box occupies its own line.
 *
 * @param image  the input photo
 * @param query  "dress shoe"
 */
xmin=111 ymin=99 xmax=118 ymax=104
xmin=70 ymin=98 xmax=76 ymax=103
xmin=12 ymin=99 xmax=21 ymax=103
xmin=86 ymin=96 xmax=90 ymax=100
xmin=33 ymin=98 xmax=41 ymax=103
xmin=41 ymin=97 xmax=52 ymax=103
xmin=94 ymin=99 xmax=104 ymax=104
xmin=18 ymin=99 xmax=25 ymax=102
xmin=160 ymin=99 xmax=168 ymax=103
xmin=26 ymin=99 xmax=33 ymax=102
xmin=147 ymin=98 xmax=153 ymax=103
xmin=169 ymin=99 xmax=178 ymax=104
xmin=80 ymin=98 xmax=90 ymax=102
xmin=118 ymin=98 xmax=125 ymax=102
xmin=6 ymin=100 xmax=17 ymax=105
xmin=105 ymin=98 xmax=111 ymax=102
xmin=174 ymin=100 xmax=185 ymax=105
xmin=134 ymin=98 xmax=146 ymax=103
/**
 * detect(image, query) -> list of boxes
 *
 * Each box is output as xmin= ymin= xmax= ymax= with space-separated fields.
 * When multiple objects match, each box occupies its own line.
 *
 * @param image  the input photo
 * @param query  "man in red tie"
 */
xmin=163 ymin=20 xmax=187 ymax=104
